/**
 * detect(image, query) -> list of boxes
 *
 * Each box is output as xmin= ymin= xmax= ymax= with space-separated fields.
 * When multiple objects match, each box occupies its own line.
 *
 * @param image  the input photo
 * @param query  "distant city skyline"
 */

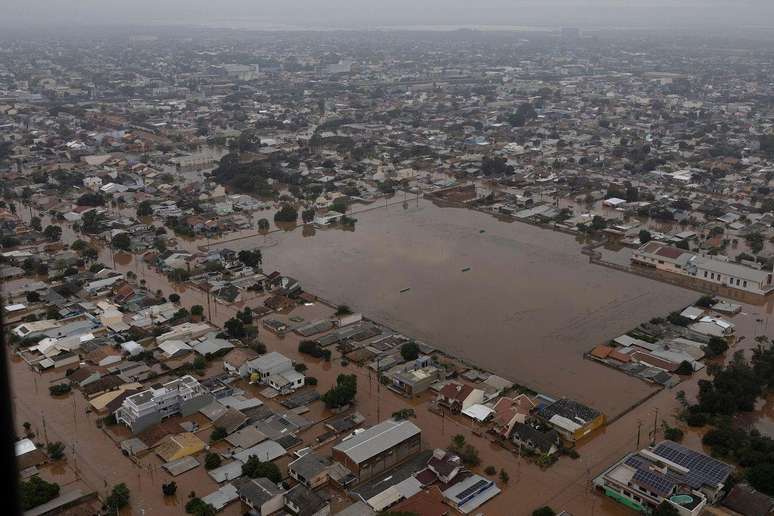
xmin=3 ymin=0 xmax=774 ymax=30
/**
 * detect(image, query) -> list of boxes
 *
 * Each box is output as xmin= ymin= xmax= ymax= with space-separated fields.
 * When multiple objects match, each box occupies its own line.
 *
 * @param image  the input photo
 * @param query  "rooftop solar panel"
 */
xmin=653 ymin=441 xmax=732 ymax=486
xmin=624 ymin=454 xmax=648 ymax=469
xmin=456 ymin=479 xmax=491 ymax=501
xmin=632 ymin=468 xmax=675 ymax=497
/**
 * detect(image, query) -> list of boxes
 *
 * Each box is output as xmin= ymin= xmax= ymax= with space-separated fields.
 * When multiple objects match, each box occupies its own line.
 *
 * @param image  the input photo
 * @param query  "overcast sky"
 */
xmin=3 ymin=0 xmax=774 ymax=30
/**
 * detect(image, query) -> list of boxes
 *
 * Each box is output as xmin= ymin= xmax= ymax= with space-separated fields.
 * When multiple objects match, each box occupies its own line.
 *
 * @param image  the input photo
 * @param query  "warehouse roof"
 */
xmin=333 ymin=419 xmax=420 ymax=464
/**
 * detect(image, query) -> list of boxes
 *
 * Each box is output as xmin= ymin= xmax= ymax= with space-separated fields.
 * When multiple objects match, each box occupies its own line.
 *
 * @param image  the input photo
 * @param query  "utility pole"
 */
xmin=636 ymin=420 xmax=642 ymax=449
xmin=72 ymin=441 xmax=78 ymax=477
xmin=41 ymin=413 xmax=48 ymax=445
xmin=376 ymin=359 xmax=381 ymax=422
xmin=652 ymin=408 xmax=659 ymax=446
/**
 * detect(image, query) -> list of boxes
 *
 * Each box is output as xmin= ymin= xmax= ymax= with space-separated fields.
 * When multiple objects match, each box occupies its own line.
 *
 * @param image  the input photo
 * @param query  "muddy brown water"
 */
xmin=212 ymin=199 xmax=698 ymax=418
xmin=9 ymin=197 xmax=774 ymax=515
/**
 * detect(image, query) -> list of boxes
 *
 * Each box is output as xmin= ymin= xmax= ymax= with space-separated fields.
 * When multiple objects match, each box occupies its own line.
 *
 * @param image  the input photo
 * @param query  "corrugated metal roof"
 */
xmin=333 ymin=420 xmax=420 ymax=464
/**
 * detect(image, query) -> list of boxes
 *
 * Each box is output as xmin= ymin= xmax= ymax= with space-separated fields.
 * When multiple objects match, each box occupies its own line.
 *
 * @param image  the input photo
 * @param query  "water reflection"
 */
xmin=114 ymin=251 xmax=132 ymax=266
xmin=275 ymin=221 xmax=297 ymax=232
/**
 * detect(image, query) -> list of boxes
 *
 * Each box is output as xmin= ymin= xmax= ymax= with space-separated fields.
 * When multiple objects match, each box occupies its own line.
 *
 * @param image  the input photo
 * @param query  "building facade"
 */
xmin=115 ymin=375 xmax=213 ymax=433
xmin=633 ymin=242 xmax=774 ymax=296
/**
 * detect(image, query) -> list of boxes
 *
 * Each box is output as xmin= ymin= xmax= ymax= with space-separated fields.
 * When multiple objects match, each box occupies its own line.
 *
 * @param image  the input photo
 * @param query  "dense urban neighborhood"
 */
xmin=3 ymin=22 xmax=774 ymax=516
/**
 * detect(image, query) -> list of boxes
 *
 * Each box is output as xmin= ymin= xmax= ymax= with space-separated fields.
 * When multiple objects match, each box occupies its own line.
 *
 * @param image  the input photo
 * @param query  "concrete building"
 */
xmin=267 ymin=369 xmax=305 ymax=394
xmin=593 ymin=440 xmax=733 ymax=515
xmin=114 ymin=375 xmax=213 ymax=433
xmin=247 ymin=351 xmax=293 ymax=383
xmin=386 ymin=356 xmax=445 ymax=397
xmin=633 ymin=242 xmax=774 ymax=295
xmin=246 ymin=351 xmax=304 ymax=394
xmin=332 ymin=419 xmax=421 ymax=482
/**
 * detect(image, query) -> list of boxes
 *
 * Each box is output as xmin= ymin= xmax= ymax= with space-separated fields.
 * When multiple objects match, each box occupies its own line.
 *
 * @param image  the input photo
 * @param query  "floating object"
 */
xmin=461 ymin=267 xmax=471 ymax=272
xmin=400 ymin=288 xmax=411 ymax=293
xmin=479 ymin=229 xmax=486 ymax=233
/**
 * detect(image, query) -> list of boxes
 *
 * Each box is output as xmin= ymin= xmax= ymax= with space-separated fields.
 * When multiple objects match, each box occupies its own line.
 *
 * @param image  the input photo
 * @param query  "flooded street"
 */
xmin=215 ymin=199 xmax=697 ymax=418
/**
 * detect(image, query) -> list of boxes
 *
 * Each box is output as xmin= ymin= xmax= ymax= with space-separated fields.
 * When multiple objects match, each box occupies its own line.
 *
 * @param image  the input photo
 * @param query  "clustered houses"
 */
xmin=433 ymin=379 xmax=598 ymax=455
xmin=7 ymin=240 xmax=526 ymax=514
xmin=4 ymin=26 xmax=774 ymax=516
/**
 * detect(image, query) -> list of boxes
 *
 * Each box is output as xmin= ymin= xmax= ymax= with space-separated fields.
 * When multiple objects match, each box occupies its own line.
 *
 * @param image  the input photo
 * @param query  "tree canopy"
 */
xmin=321 ymin=374 xmax=357 ymax=408
xmin=400 ymin=341 xmax=420 ymax=361
xmin=20 ymin=476 xmax=60 ymax=511
xmin=241 ymin=456 xmax=282 ymax=483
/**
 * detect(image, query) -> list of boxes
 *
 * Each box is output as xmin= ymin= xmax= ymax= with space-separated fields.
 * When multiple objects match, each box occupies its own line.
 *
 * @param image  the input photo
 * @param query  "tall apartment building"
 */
xmin=115 ymin=375 xmax=213 ymax=434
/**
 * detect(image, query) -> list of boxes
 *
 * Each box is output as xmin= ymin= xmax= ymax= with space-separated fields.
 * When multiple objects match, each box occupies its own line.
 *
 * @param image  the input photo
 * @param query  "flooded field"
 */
xmin=215 ymin=199 xmax=698 ymax=418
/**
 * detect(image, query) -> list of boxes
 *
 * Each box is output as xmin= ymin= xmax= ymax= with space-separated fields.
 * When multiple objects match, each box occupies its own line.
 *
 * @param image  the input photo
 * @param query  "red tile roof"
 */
xmin=439 ymin=383 xmax=473 ymax=402
xmin=655 ymin=246 xmax=685 ymax=259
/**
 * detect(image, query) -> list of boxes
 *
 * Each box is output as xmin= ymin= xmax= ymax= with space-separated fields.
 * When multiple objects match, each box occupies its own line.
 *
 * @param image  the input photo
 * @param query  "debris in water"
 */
xmin=461 ymin=267 xmax=471 ymax=272
xmin=400 ymin=287 xmax=411 ymax=293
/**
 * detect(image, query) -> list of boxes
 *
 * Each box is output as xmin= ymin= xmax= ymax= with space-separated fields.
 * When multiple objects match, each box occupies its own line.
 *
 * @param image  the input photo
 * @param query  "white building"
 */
xmin=246 ymin=352 xmax=303 ymax=393
xmin=633 ymin=242 xmax=774 ymax=295
xmin=594 ymin=441 xmax=732 ymax=515
xmin=115 ymin=375 xmax=212 ymax=433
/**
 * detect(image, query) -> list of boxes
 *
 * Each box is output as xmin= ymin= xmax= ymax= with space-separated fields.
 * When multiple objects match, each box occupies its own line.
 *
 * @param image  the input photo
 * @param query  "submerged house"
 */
xmin=490 ymin=394 xmax=536 ymax=439
xmin=536 ymin=398 xmax=604 ymax=445
xmin=436 ymin=383 xmax=484 ymax=414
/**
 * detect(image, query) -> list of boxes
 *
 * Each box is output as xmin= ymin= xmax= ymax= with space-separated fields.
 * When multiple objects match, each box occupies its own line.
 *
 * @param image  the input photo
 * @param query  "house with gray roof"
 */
xmin=289 ymin=451 xmax=333 ymax=489
xmin=235 ymin=477 xmax=285 ymax=515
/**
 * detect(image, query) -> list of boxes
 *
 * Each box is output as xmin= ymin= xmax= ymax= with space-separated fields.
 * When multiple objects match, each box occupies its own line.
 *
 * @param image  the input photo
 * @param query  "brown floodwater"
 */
xmin=210 ymin=199 xmax=699 ymax=418
xmin=9 ymin=196 xmax=774 ymax=515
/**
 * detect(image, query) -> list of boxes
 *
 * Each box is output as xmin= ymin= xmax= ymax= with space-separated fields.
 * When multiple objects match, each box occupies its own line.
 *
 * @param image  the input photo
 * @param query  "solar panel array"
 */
xmin=654 ymin=441 xmax=732 ymax=487
xmin=632 ymin=468 xmax=675 ymax=497
xmin=455 ymin=479 xmax=492 ymax=501
xmin=624 ymin=454 xmax=648 ymax=469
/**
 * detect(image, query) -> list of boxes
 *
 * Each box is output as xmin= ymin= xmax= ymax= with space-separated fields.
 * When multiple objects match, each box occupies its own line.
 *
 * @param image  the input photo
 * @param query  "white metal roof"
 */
xmin=333 ymin=419 xmax=420 ymax=464
xmin=15 ymin=438 xmax=37 ymax=456
xmin=462 ymin=404 xmax=495 ymax=422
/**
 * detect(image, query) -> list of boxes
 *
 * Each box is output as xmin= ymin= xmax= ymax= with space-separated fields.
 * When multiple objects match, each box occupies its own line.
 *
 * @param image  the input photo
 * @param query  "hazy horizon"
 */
xmin=3 ymin=0 xmax=774 ymax=31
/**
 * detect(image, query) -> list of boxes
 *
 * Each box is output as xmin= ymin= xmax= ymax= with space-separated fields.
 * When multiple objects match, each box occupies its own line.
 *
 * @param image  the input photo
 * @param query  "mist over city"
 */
xmin=3 ymin=0 xmax=774 ymax=30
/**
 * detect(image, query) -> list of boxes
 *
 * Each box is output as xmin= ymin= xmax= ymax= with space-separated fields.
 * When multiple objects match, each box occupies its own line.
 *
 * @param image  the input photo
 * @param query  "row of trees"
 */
xmin=679 ymin=337 xmax=774 ymax=495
